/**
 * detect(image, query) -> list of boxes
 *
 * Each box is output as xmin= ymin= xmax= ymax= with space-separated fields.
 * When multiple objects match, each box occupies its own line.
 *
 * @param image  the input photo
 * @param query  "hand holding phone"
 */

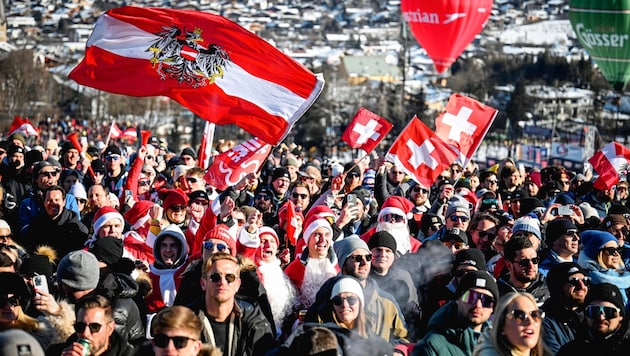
xmin=33 ymin=275 xmax=49 ymax=294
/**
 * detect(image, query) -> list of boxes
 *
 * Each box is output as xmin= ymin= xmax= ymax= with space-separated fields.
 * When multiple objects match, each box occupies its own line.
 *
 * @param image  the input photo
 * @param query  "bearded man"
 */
xmin=360 ymin=196 xmax=421 ymax=255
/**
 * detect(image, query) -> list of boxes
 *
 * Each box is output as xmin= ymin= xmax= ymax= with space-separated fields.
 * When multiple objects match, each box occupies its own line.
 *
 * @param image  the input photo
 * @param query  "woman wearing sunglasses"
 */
xmin=578 ymin=230 xmax=630 ymax=309
xmin=474 ymin=292 xmax=550 ymax=356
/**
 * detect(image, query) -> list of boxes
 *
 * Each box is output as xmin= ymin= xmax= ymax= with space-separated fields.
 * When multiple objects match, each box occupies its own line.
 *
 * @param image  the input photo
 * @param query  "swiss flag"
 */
xmin=279 ymin=200 xmax=299 ymax=247
xmin=68 ymin=6 xmax=324 ymax=145
xmin=385 ymin=116 xmax=458 ymax=189
xmin=341 ymin=107 xmax=393 ymax=154
xmin=435 ymin=94 xmax=498 ymax=167
xmin=8 ymin=116 xmax=39 ymax=137
xmin=588 ymin=142 xmax=630 ymax=190
xmin=205 ymin=137 xmax=272 ymax=191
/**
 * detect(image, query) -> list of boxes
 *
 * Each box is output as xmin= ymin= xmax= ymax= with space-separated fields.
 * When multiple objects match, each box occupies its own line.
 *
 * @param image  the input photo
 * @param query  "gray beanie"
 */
xmin=333 ymin=236 xmax=370 ymax=267
xmin=56 ymin=250 xmax=100 ymax=291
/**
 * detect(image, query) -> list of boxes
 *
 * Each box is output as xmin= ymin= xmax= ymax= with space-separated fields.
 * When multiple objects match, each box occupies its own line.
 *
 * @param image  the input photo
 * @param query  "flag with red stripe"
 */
xmin=198 ymin=121 xmax=216 ymax=170
xmin=588 ymin=142 xmax=630 ymax=190
xmin=108 ymin=122 xmax=123 ymax=140
xmin=341 ymin=107 xmax=393 ymax=154
xmin=205 ymin=137 xmax=272 ymax=191
xmin=8 ymin=116 xmax=39 ymax=137
xmin=69 ymin=6 xmax=324 ymax=145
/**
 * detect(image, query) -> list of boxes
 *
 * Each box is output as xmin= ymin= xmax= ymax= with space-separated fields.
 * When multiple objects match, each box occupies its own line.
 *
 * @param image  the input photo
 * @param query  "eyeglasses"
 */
xmin=105 ymin=155 xmax=120 ymax=161
xmin=139 ymin=180 xmax=150 ymax=187
xmin=460 ymin=290 xmax=494 ymax=308
xmin=349 ymin=254 xmax=372 ymax=263
xmin=443 ymin=240 xmax=467 ymax=250
xmin=413 ymin=186 xmax=429 ymax=194
xmin=331 ymin=295 xmax=359 ymax=307
xmin=382 ymin=213 xmax=405 ymax=223
xmin=429 ymin=224 xmax=442 ymax=232
xmin=0 ymin=234 xmax=12 ymax=241
xmin=508 ymin=309 xmax=544 ymax=324
xmin=292 ymin=192 xmax=308 ymax=200
xmin=74 ymin=322 xmax=103 ymax=334
xmin=514 ymin=257 xmax=540 ymax=268
xmin=476 ymin=230 xmax=497 ymax=240
xmin=567 ymin=276 xmax=590 ymax=288
xmin=585 ymin=305 xmax=620 ymax=319
xmin=0 ymin=295 xmax=20 ymax=308
xmin=209 ymin=273 xmax=237 ymax=284
xmin=169 ymin=205 xmax=187 ymax=212
xmin=486 ymin=179 xmax=498 ymax=184
xmin=564 ymin=229 xmax=579 ymax=236
xmin=256 ymin=194 xmax=270 ymax=201
xmin=203 ymin=241 xmax=230 ymax=252
xmin=39 ymin=171 xmax=58 ymax=178
xmin=602 ymin=246 xmax=623 ymax=256
xmin=449 ymin=215 xmax=469 ymax=223
xmin=153 ymin=334 xmax=196 ymax=349
xmin=186 ymin=177 xmax=200 ymax=183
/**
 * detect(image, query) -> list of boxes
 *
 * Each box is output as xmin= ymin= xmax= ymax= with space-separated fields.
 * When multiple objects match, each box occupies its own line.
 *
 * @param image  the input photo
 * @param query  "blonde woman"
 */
xmin=474 ymin=292 xmax=551 ymax=356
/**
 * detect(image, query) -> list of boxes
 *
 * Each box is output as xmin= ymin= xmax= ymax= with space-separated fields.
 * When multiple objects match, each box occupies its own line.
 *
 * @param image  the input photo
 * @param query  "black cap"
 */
xmin=441 ymin=227 xmax=468 ymax=244
xmin=104 ymin=145 xmax=122 ymax=156
xmin=546 ymin=262 xmax=585 ymax=297
xmin=368 ymin=231 xmax=397 ymax=253
xmin=453 ymin=248 xmax=487 ymax=271
xmin=188 ymin=190 xmax=210 ymax=203
xmin=180 ymin=147 xmax=197 ymax=160
xmin=272 ymin=167 xmax=290 ymax=181
xmin=545 ymin=218 xmax=578 ymax=245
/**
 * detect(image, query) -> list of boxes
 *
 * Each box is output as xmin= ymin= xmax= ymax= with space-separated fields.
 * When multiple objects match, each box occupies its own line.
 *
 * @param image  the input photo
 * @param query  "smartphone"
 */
xmin=558 ymin=205 xmax=573 ymax=216
xmin=125 ymin=189 xmax=134 ymax=198
xmin=347 ymin=194 xmax=357 ymax=207
xmin=33 ymin=275 xmax=49 ymax=294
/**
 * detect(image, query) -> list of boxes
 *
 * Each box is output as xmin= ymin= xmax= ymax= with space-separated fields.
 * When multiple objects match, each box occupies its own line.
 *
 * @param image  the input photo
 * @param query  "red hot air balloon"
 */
xmin=401 ymin=0 xmax=493 ymax=73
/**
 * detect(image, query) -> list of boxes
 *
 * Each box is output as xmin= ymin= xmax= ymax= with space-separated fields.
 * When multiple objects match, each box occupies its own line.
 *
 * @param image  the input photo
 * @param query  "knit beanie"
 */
xmin=456 ymin=270 xmax=499 ymax=304
xmin=587 ymin=283 xmax=625 ymax=316
xmin=453 ymin=248 xmax=487 ymax=272
xmin=367 ymin=231 xmax=397 ymax=253
xmin=331 ymin=276 xmax=365 ymax=307
xmin=89 ymin=236 xmax=124 ymax=266
xmin=581 ymin=230 xmax=618 ymax=259
xmin=57 ymin=250 xmax=100 ymax=291
xmin=512 ymin=216 xmax=541 ymax=240
xmin=546 ymin=262 xmax=586 ymax=298
xmin=545 ymin=218 xmax=578 ymax=246
xmin=333 ymin=236 xmax=370 ymax=267
xmin=203 ymin=224 xmax=236 ymax=256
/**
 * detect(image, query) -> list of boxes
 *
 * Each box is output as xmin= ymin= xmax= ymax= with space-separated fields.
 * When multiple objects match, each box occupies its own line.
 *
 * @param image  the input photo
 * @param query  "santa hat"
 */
xmin=92 ymin=206 xmax=124 ymax=239
xmin=159 ymin=188 xmax=189 ymax=209
xmin=304 ymin=205 xmax=336 ymax=228
xmin=124 ymin=200 xmax=154 ymax=230
xmin=302 ymin=218 xmax=333 ymax=245
xmin=203 ymin=224 xmax=236 ymax=256
xmin=259 ymin=226 xmax=280 ymax=246
xmin=379 ymin=196 xmax=414 ymax=221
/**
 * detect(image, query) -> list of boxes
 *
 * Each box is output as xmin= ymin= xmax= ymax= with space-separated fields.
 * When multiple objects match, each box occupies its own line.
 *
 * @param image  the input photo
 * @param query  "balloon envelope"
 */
xmin=569 ymin=0 xmax=630 ymax=91
xmin=401 ymin=0 xmax=493 ymax=73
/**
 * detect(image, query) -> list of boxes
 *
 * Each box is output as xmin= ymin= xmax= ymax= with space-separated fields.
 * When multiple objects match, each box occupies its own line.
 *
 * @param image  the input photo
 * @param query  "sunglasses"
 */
xmin=0 ymin=243 xmax=18 ymax=251
xmin=460 ymin=290 xmax=495 ymax=308
xmin=349 ymin=254 xmax=372 ymax=263
xmin=39 ymin=171 xmax=58 ymax=178
xmin=413 ymin=186 xmax=429 ymax=194
xmin=449 ymin=215 xmax=469 ymax=223
xmin=486 ymin=179 xmax=498 ymax=184
xmin=292 ymin=192 xmax=308 ymax=200
xmin=346 ymin=172 xmax=360 ymax=178
xmin=331 ymin=295 xmax=359 ymax=307
xmin=0 ymin=295 xmax=20 ymax=308
xmin=429 ymin=224 xmax=442 ymax=232
xmin=564 ymin=229 xmax=579 ymax=237
xmin=203 ymin=241 xmax=230 ymax=252
xmin=186 ymin=177 xmax=200 ymax=183
xmin=382 ymin=213 xmax=405 ymax=223
xmin=209 ymin=273 xmax=237 ymax=284
xmin=105 ymin=155 xmax=121 ymax=161
xmin=443 ymin=240 xmax=467 ymax=250
xmin=169 ymin=205 xmax=187 ymax=212
xmin=256 ymin=194 xmax=270 ymax=201
xmin=508 ymin=309 xmax=544 ymax=324
xmin=153 ymin=334 xmax=196 ymax=349
xmin=74 ymin=322 xmax=103 ymax=334
xmin=585 ymin=305 xmax=620 ymax=319
xmin=514 ymin=257 xmax=540 ymax=268
xmin=477 ymin=230 xmax=497 ymax=240
xmin=191 ymin=199 xmax=209 ymax=206
xmin=0 ymin=234 xmax=12 ymax=241
xmin=601 ymin=246 xmax=623 ymax=256
xmin=139 ymin=180 xmax=150 ymax=187
xmin=567 ymin=276 xmax=590 ymax=288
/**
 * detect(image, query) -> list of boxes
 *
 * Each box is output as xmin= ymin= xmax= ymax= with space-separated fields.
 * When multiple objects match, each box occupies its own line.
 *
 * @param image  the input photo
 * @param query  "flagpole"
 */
xmin=104 ymin=120 xmax=114 ymax=150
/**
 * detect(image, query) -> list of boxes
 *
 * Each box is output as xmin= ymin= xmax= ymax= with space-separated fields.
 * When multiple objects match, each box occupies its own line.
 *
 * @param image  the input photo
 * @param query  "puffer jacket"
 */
xmin=497 ymin=274 xmax=550 ymax=308
xmin=413 ymin=301 xmax=490 ymax=356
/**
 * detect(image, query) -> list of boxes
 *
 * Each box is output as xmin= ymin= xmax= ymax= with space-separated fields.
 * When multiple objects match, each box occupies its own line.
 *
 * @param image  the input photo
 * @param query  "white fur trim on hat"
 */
xmin=379 ymin=207 xmax=407 ymax=221
xmin=92 ymin=211 xmax=124 ymax=239
xmin=302 ymin=218 xmax=333 ymax=245
xmin=331 ymin=277 xmax=365 ymax=307
xmin=259 ymin=226 xmax=280 ymax=246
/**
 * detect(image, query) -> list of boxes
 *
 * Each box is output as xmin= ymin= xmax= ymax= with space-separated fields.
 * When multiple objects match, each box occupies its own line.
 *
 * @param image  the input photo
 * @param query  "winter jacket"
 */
xmin=47 ymin=330 xmax=134 ymax=356
xmin=18 ymin=189 xmax=79 ymax=232
xmin=412 ymin=301 xmax=490 ymax=356
xmin=538 ymin=248 xmax=577 ymax=278
xmin=21 ymin=208 xmax=88 ymax=257
xmin=540 ymin=297 xmax=583 ymax=354
xmin=472 ymin=328 xmax=501 ymax=356
xmin=497 ymin=274 xmax=550 ymax=308
xmin=557 ymin=318 xmax=630 ymax=356
xmin=189 ymin=296 xmax=276 ymax=356
xmin=579 ymin=251 xmax=630 ymax=309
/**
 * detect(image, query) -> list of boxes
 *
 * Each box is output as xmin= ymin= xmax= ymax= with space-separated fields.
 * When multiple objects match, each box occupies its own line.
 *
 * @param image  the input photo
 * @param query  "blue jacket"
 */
xmin=541 ymin=296 xmax=583 ymax=354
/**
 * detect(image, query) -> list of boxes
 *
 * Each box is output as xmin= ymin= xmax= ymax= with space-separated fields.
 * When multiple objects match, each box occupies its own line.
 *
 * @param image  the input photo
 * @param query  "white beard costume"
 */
xmin=258 ymin=258 xmax=296 ymax=333
xmin=299 ymin=257 xmax=338 ymax=308
xmin=377 ymin=221 xmax=411 ymax=255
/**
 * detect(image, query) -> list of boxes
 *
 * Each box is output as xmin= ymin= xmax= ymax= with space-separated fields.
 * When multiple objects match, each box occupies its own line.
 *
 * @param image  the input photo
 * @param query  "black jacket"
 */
xmin=557 ymin=318 xmax=630 ymax=356
xmin=46 ymin=330 xmax=133 ymax=356
xmin=22 ymin=208 xmax=88 ymax=257
xmin=541 ymin=296 xmax=584 ymax=354
xmin=497 ymin=273 xmax=550 ymax=307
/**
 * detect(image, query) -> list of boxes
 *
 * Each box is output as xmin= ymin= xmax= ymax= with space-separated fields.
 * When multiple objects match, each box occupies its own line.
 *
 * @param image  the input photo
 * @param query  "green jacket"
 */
xmin=412 ymin=301 xmax=489 ymax=356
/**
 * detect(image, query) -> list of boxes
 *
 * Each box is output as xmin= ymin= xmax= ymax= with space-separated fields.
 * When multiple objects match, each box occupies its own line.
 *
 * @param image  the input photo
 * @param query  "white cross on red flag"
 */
xmin=341 ymin=107 xmax=393 ymax=154
xmin=435 ymin=94 xmax=498 ymax=167
xmin=588 ymin=142 xmax=630 ymax=190
xmin=385 ymin=116 xmax=458 ymax=189
xmin=205 ymin=137 xmax=272 ymax=191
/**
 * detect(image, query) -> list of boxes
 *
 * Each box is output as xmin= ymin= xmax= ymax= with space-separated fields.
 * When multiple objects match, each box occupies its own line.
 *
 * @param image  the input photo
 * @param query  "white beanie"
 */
xmin=331 ymin=277 xmax=365 ymax=307
xmin=302 ymin=218 xmax=333 ymax=245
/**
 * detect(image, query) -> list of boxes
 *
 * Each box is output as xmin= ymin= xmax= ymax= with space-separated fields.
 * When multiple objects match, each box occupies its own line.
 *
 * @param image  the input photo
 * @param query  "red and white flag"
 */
xmin=122 ymin=128 xmax=138 ymax=141
xmin=8 ymin=116 xmax=39 ymax=137
xmin=341 ymin=107 xmax=393 ymax=154
xmin=588 ymin=142 xmax=630 ymax=190
xmin=205 ymin=137 xmax=272 ymax=191
xmin=435 ymin=94 xmax=498 ymax=167
xmin=108 ymin=122 xmax=123 ymax=140
xmin=279 ymin=200 xmax=299 ymax=247
xmin=68 ymin=6 xmax=324 ymax=145
xmin=198 ymin=121 xmax=216 ymax=171
xmin=385 ymin=116 xmax=458 ymax=189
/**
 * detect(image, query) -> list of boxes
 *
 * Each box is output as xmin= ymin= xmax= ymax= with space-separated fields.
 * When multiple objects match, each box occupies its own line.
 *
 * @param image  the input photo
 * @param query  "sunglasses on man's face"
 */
xmin=476 ymin=230 xmax=496 ymax=241
xmin=382 ymin=213 xmax=405 ymax=223
xmin=74 ymin=322 xmax=103 ymax=334
xmin=292 ymin=192 xmax=308 ymax=200
xmin=460 ymin=290 xmax=494 ymax=308
xmin=202 ymin=241 xmax=229 ymax=253
xmin=413 ymin=186 xmax=429 ymax=194
xmin=256 ymin=194 xmax=270 ymax=201
xmin=514 ymin=257 xmax=540 ymax=268
xmin=449 ymin=215 xmax=469 ymax=223
xmin=348 ymin=254 xmax=372 ymax=263
xmin=567 ymin=276 xmax=590 ymax=288
xmin=209 ymin=273 xmax=237 ymax=284
xmin=153 ymin=334 xmax=196 ymax=349
xmin=585 ymin=305 xmax=620 ymax=320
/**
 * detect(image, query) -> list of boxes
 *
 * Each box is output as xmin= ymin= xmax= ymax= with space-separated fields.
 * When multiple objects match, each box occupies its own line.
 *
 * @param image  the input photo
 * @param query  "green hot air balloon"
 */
xmin=569 ymin=0 xmax=630 ymax=91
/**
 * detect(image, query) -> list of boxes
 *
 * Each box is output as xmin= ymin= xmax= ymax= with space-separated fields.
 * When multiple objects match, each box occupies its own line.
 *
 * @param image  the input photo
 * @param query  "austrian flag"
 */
xmin=588 ymin=142 xmax=630 ymax=190
xmin=341 ymin=108 xmax=393 ymax=153
xmin=69 ymin=6 xmax=324 ymax=145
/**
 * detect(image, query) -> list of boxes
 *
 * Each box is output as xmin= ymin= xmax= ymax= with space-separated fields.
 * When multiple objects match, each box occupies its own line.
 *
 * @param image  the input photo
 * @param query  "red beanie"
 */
xmin=160 ymin=188 xmax=189 ymax=209
xmin=203 ymin=224 xmax=236 ymax=256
